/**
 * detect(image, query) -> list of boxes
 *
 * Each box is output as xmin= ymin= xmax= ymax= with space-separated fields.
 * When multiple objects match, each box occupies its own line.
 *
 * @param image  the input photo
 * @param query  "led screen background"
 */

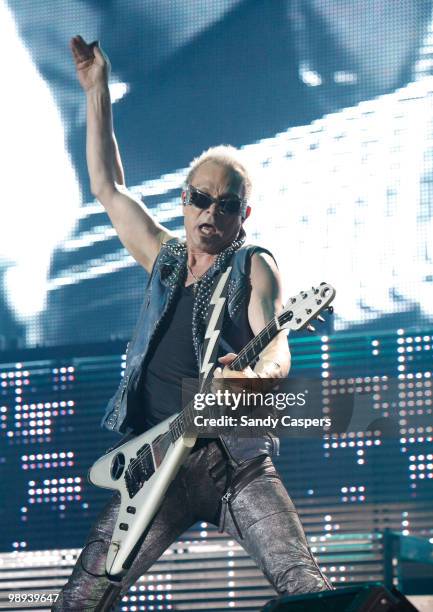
xmin=0 ymin=0 xmax=432 ymax=350
xmin=1 ymin=4 xmax=433 ymax=606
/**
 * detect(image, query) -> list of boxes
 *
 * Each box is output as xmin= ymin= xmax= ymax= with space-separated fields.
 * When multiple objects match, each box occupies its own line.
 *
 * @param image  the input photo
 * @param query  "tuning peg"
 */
xmin=320 ymin=282 xmax=327 ymax=285
xmin=306 ymin=324 xmax=315 ymax=332
xmin=327 ymin=306 xmax=334 ymax=314
xmin=312 ymin=286 xmax=319 ymax=294
xmin=316 ymin=314 xmax=325 ymax=322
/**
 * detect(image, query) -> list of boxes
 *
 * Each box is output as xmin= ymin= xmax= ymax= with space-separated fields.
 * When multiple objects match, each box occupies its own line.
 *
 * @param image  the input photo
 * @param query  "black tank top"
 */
xmin=140 ymin=284 xmax=198 ymax=429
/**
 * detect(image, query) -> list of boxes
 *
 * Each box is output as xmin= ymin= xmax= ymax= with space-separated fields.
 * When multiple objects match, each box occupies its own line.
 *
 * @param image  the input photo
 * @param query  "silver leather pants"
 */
xmin=53 ymin=440 xmax=332 ymax=611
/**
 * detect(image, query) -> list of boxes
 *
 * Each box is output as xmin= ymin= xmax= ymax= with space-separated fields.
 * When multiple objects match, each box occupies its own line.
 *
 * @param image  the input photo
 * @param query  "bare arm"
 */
xmin=71 ymin=36 xmax=174 ymax=272
xmin=247 ymin=252 xmax=291 ymax=378
xmin=215 ymin=252 xmax=291 ymax=380
xmin=85 ymin=83 xmax=173 ymax=270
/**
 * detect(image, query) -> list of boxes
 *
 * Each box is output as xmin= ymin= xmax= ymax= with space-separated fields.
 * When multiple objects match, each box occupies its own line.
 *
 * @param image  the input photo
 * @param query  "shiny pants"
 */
xmin=53 ymin=440 xmax=332 ymax=611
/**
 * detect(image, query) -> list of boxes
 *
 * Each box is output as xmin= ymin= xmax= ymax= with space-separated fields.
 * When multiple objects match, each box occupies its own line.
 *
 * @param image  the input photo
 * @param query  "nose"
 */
xmin=206 ymin=202 xmax=223 ymax=216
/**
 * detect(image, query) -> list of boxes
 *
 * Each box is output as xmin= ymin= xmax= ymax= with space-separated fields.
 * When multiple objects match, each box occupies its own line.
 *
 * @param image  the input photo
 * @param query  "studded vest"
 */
xmin=101 ymin=236 xmax=280 ymax=464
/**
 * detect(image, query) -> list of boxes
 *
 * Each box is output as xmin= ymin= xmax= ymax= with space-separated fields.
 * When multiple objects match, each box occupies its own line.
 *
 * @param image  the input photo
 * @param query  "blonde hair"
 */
xmin=186 ymin=145 xmax=252 ymax=200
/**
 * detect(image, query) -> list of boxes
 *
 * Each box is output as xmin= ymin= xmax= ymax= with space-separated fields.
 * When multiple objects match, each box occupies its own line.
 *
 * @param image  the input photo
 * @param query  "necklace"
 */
xmin=187 ymin=263 xmax=203 ymax=292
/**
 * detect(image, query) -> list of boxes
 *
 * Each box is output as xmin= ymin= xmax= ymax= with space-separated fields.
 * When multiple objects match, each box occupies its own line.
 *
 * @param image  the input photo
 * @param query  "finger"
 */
xmin=73 ymin=35 xmax=93 ymax=60
xmin=238 ymin=367 xmax=259 ymax=379
xmin=74 ymin=34 xmax=87 ymax=45
xmin=70 ymin=37 xmax=90 ymax=63
xmin=88 ymin=40 xmax=101 ymax=56
xmin=74 ymin=34 xmax=90 ymax=50
xmin=221 ymin=367 xmax=247 ymax=380
xmin=70 ymin=37 xmax=82 ymax=60
xmin=218 ymin=352 xmax=237 ymax=365
xmin=92 ymin=44 xmax=106 ymax=65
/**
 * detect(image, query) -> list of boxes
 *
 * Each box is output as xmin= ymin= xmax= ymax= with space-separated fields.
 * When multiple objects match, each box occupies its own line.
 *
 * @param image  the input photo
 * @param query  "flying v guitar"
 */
xmin=88 ymin=282 xmax=336 ymax=578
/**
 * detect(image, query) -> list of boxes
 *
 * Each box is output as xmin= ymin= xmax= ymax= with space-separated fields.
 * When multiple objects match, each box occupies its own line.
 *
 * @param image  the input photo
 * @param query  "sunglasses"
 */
xmin=184 ymin=184 xmax=247 ymax=217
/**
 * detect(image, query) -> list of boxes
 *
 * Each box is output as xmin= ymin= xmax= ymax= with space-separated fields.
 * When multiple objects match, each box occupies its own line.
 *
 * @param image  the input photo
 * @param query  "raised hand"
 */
xmin=70 ymin=34 xmax=110 ymax=92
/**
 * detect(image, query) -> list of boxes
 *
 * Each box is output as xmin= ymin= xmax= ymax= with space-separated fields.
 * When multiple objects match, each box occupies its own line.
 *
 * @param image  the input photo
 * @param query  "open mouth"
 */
xmin=198 ymin=223 xmax=217 ymax=236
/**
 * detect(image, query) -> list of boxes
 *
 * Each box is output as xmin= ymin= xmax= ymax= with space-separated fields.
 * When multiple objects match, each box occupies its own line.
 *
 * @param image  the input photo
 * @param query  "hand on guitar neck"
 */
xmin=212 ymin=351 xmax=283 ymax=397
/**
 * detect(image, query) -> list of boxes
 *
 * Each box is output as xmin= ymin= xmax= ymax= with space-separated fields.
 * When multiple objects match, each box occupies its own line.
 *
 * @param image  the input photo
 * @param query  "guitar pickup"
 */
xmin=125 ymin=445 xmax=156 ymax=498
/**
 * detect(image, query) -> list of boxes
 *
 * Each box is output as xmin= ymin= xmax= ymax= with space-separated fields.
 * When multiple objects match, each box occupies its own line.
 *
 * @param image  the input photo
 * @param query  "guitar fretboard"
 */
xmin=230 ymin=317 xmax=280 ymax=371
xmin=169 ymin=312 xmax=290 ymax=442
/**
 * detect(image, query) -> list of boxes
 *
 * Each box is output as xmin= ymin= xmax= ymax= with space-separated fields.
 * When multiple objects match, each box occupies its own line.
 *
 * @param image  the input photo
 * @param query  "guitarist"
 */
xmin=54 ymin=36 xmax=332 ymax=610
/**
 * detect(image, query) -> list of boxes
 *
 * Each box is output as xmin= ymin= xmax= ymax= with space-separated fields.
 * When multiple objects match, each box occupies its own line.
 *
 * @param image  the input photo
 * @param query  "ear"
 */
xmin=181 ymin=190 xmax=186 ymax=204
xmin=243 ymin=205 xmax=251 ymax=221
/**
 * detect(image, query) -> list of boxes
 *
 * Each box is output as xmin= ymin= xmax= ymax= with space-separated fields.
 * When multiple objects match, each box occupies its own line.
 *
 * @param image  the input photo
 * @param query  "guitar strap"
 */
xmin=198 ymin=264 xmax=233 ymax=391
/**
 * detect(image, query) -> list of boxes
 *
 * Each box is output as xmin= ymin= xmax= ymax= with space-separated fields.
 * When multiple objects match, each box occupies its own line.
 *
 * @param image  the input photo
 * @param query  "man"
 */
xmin=54 ymin=35 xmax=332 ymax=610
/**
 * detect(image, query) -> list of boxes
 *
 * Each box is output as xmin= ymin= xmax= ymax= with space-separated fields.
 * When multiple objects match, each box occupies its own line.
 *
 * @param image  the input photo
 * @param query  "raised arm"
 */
xmin=70 ymin=35 xmax=174 ymax=272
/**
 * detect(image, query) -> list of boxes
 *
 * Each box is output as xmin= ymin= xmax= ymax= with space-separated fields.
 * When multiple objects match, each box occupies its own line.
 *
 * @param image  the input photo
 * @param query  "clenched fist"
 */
xmin=70 ymin=35 xmax=110 ymax=92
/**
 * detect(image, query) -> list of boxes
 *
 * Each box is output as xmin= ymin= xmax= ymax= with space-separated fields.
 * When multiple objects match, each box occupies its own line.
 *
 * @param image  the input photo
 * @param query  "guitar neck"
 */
xmin=229 ymin=316 xmax=283 ymax=371
xmin=157 ymin=281 xmax=334 ymax=465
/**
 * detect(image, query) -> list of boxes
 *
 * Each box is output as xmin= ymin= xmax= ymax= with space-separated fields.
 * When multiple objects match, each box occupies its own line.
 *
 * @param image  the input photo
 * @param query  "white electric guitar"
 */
xmin=88 ymin=283 xmax=336 ymax=577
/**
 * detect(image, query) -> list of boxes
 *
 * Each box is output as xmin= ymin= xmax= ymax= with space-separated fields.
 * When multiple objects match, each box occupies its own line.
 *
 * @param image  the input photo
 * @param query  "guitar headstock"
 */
xmin=279 ymin=283 xmax=336 ymax=332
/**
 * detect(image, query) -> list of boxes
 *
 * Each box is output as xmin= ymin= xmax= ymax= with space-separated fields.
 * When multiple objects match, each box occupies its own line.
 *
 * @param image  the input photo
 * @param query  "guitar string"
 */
xmin=124 ymin=303 xmax=305 ymax=475
xmin=158 ymin=290 xmax=326 ymax=436
xmin=124 ymin=313 xmax=284 ymax=475
xmin=123 ymin=291 xmax=330 ymax=475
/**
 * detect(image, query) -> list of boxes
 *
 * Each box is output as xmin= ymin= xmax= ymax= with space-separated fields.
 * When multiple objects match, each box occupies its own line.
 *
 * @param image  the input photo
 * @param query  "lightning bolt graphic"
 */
xmin=200 ymin=267 xmax=232 ymax=383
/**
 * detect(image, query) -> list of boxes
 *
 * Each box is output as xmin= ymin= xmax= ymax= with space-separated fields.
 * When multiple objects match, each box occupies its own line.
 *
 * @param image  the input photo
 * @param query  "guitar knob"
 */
xmin=316 ymin=314 xmax=325 ymax=322
xmin=327 ymin=306 xmax=334 ymax=314
xmin=306 ymin=324 xmax=315 ymax=332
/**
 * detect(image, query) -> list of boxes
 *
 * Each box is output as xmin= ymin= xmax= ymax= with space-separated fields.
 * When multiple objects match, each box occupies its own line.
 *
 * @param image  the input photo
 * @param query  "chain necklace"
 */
xmin=187 ymin=263 xmax=203 ymax=292
xmin=163 ymin=230 xmax=246 ymax=363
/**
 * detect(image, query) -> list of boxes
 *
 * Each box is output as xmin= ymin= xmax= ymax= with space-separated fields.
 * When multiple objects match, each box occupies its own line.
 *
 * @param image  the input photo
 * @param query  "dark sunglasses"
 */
xmin=184 ymin=184 xmax=247 ymax=217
